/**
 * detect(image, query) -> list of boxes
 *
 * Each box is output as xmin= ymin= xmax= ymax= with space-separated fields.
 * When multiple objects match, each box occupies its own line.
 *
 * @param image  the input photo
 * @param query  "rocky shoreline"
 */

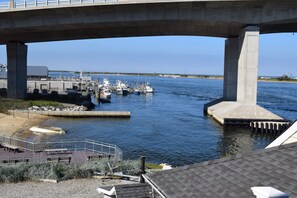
xmin=28 ymin=105 xmax=88 ymax=112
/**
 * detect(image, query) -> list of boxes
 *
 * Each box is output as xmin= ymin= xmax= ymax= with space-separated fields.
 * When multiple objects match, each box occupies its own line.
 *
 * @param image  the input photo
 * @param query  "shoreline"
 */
xmin=0 ymin=112 xmax=49 ymax=137
xmin=50 ymin=71 xmax=297 ymax=83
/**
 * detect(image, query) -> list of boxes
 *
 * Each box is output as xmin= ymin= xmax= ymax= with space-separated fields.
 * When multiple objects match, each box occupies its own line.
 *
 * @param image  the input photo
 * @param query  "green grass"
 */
xmin=0 ymin=99 xmax=63 ymax=114
xmin=146 ymin=163 xmax=162 ymax=169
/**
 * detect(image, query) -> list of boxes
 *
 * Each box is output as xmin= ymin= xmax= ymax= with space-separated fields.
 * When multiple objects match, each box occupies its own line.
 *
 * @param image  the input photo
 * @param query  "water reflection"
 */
xmin=218 ymin=126 xmax=276 ymax=157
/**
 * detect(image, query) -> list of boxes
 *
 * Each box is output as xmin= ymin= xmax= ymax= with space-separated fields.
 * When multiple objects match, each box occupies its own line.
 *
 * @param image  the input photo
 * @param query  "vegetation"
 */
xmin=0 ymin=159 xmax=143 ymax=183
xmin=276 ymin=74 xmax=297 ymax=81
xmin=0 ymin=99 xmax=63 ymax=114
xmin=146 ymin=162 xmax=162 ymax=169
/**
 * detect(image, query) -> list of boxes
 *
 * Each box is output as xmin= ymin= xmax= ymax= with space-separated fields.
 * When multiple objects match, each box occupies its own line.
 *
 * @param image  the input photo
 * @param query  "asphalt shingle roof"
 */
xmin=115 ymin=183 xmax=151 ymax=198
xmin=99 ymin=183 xmax=152 ymax=198
xmin=146 ymin=142 xmax=297 ymax=198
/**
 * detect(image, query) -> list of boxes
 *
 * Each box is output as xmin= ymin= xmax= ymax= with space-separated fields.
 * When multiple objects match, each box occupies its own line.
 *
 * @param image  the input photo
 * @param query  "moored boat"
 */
xmin=144 ymin=82 xmax=154 ymax=93
xmin=116 ymin=80 xmax=129 ymax=96
xmin=134 ymin=89 xmax=141 ymax=95
xmin=99 ymin=88 xmax=111 ymax=103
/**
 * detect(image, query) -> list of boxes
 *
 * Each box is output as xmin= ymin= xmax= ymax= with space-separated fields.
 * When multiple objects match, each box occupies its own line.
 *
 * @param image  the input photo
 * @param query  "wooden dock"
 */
xmin=0 ymin=147 xmax=111 ymax=164
xmin=0 ymin=135 xmax=122 ymax=164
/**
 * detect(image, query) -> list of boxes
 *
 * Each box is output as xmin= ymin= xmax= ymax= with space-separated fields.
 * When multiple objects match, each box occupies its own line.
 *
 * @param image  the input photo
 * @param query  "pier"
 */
xmin=250 ymin=121 xmax=291 ymax=135
xmin=9 ymin=110 xmax=131 ymax=118
xmin=0 ymin=135 xmax=122 ymax=164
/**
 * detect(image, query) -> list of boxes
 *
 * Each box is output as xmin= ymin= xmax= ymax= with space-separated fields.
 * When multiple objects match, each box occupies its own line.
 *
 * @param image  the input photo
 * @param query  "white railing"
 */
xmin=0 ymin=0 xmax=130 ymax=10
xmin=0 ymin=134 xmax=123 ymax=160
xmin=0 ymin=2 xmax=10 ymax=9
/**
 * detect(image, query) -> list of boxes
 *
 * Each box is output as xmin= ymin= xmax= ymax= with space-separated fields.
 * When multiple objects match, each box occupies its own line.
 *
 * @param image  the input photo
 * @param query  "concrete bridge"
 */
xmin=1 ymin=0 xmax=296 ymax=124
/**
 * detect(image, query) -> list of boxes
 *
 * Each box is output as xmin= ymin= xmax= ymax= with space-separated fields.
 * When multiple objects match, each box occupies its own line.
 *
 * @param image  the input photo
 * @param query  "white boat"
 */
xmin=103 ymin=78 xmax=111 ymax=88
xmin=99 ymin=88 xmax=111 ymax=103
xmin=29 ymin=126 xmax=66 ymax=134
xmin=144 ymin=82 xmax=154 ymax=93
xmin=116 ymin=80 xmax=129 ymax=95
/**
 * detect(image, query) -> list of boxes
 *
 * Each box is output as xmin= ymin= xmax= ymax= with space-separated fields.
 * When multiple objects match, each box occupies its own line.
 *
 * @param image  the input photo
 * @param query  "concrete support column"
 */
xmin=237 ymin=26 xmax=259 ymax=105
xmin=7 ymin=42 xmax=28 ymax=99
xmin=223 ymin=37 xmax=239 ymax=101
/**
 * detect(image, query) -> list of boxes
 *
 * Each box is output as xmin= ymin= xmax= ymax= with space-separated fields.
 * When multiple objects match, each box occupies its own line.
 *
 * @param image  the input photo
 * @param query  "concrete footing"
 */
xmin=206 ymin=101 xmax=284 ymax=125
xmin=206 ymin=26 xmax=284 ymax=125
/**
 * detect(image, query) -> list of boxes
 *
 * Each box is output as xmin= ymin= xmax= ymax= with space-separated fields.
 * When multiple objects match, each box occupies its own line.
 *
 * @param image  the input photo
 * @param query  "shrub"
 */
xmin=0 ymin=159 xmax=142 ymax=183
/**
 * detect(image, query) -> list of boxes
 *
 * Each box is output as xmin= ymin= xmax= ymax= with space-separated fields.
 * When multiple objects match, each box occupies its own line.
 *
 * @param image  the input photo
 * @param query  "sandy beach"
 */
xmin=0 ymin=178 xmax=135 ymax=198
xmin=0 ymin=112 xmax=49 ymax=137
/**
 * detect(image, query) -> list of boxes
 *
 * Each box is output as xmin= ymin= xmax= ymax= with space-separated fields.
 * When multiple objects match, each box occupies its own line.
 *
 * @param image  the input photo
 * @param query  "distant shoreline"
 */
xmin=49 ymin=70 xmax=297 ymax=83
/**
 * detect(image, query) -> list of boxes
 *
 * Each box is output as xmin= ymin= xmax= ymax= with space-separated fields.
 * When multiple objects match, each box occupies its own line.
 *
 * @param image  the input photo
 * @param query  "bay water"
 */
xmin=44 ymin=74 xmax=297 ymax=166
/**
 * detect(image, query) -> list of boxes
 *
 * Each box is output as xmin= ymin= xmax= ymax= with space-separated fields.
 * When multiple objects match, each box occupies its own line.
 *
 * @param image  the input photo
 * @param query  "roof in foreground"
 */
xmin=146 ymin=142 xmax=297 ymax=198
xmin=266 ymin=121 xmax=297 ymax=148
xmin=97 ymin=183 xmax=152 ymax=198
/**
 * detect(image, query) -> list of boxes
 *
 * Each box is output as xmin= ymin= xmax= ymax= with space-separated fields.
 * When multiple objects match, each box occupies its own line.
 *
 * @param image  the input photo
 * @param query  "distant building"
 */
xmin=0 ymin=64 xmax=7 ymax=79
xmin=27 ymin=66 xmax=48 ymax=79
xmin=0 ymin=65 xmax=48 ymax=79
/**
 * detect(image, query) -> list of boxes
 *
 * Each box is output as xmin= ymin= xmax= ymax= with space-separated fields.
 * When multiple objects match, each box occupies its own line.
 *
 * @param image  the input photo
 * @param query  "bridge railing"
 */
xmin=0 ymin=0 xmax=132 ymax=10
xmin=0 ymin=2 xmax=9 ymax=9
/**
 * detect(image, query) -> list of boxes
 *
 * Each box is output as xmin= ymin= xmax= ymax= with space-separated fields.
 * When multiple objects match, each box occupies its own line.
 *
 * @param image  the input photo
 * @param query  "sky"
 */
xmin=0 ymin=33 xmax=296 ymax=76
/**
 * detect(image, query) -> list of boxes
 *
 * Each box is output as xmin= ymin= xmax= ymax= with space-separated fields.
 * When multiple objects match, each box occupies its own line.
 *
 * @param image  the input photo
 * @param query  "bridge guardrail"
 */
xmin=0 ymin=0 xmax=132 ymax=10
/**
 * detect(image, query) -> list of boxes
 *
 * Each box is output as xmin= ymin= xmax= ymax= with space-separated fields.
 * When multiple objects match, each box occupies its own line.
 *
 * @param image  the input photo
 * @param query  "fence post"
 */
xmin=140 ymin=156 xmax=146 ymax=183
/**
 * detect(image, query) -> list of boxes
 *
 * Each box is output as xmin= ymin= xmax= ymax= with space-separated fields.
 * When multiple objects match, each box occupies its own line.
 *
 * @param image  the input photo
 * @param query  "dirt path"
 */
xmin=0 ymin=178 xmax=135 ymax=198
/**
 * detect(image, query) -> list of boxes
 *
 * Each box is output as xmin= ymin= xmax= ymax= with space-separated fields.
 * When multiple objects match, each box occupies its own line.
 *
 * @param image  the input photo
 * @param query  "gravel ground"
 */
xmin=0 ymin=178 xmax=135 ymax=198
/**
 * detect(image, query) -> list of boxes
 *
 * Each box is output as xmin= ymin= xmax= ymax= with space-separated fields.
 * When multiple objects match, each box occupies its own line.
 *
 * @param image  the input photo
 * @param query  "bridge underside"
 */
xmin=0 ymin=0 xmax=294 ymax=124
xmin=0 ymin=1 xmax=297 ymax=43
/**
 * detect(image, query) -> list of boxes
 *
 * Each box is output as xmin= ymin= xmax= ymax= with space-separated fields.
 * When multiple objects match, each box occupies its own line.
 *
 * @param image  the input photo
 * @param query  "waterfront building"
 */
xmin=27 ymin=66 xmax=48 ymax=79
xmin=0 ymin=65 xmax=48 ymax=79
xmin=0 ymin=64 xmax=7 ymax=79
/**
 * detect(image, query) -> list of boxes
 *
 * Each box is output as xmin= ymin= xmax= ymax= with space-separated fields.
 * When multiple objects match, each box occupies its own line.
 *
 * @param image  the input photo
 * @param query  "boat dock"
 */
xmin=0 ymin=135 xmax=122 ymax=164
xmin=9 ymin=110 xmax=131 ymax=118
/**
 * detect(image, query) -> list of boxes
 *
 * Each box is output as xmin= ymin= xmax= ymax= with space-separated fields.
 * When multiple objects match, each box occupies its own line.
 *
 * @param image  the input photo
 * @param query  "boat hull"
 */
xmin=29 ymin=126 xmax=65 ymax=134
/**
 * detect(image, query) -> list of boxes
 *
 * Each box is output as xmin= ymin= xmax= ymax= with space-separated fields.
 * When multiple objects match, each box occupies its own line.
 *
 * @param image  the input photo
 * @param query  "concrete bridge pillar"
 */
xmin=205 ymin=26 xmax=283 ymax=125
xmin=223 ymin=37 xmax=239 ymax=101
xmin=237 ymin=26 xmax=259 ymax=105
xmin=7 ymin=42 xmax=28 ymax=99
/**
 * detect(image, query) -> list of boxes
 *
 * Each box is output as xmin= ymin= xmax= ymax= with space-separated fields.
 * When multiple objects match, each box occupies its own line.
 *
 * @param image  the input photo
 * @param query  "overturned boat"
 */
xmin=29 ymin=126 xmax=66 ymax=134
